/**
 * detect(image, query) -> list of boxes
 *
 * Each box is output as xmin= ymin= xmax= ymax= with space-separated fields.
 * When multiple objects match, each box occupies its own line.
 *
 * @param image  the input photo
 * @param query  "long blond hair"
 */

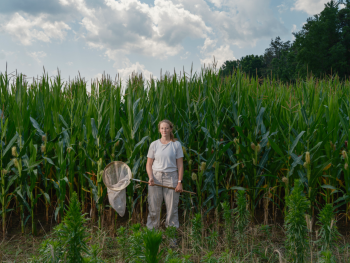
xmin=158 ymin=119 xmax=178 ymax=142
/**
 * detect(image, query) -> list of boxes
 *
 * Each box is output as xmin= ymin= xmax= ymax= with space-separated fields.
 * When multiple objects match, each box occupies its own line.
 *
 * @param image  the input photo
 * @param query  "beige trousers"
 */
xmin=146 ymin=170 xmax=180 ymax=229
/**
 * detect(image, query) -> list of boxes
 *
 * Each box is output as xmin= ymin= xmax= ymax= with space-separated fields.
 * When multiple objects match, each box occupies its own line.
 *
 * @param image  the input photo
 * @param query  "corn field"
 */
xmin=1 ymin=67 xmax=350 ymax=237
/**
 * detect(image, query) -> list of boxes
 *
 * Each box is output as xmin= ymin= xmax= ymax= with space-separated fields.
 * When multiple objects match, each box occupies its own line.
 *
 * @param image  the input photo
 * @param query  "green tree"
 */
xmin=239 ymin=54 xmax=265 ymax=78
xmin=293 ymin=0 xmax=350 ymax=78
xmin=220 ymin=60 xmax=240 ymax=78
xmin=264 ymin=36 xmax=291 ymax=68
xmin=264 ymin=37 xmax=297 ymax=82
xmin=220 ymin=55 xmax=265 ymax=79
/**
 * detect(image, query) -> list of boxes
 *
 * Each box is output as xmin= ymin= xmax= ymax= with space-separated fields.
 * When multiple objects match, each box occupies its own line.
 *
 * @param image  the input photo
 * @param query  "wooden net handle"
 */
xmin=132 ymin=179 xmax=196 ymax=195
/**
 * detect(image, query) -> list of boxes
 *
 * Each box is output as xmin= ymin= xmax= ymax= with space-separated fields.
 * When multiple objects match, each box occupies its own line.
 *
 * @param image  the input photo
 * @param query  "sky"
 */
xmin=0 ymin=0 xmax=336 ymax=87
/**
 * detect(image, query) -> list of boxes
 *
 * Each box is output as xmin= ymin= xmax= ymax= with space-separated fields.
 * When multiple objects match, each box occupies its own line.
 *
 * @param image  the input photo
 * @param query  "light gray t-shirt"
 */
xmin=147 ymin=139 xmax=184 ymax=172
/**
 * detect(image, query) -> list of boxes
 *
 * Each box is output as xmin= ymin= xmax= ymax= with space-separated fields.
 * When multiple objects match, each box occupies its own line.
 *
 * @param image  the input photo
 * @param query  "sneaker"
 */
xmin=169 ymin=238 xmax=178 ymax=248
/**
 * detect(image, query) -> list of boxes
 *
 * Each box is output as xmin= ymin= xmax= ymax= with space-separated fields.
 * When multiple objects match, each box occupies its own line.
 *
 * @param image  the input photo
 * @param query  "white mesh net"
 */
xmin=102 ymin=161 xmax=132 ymax=217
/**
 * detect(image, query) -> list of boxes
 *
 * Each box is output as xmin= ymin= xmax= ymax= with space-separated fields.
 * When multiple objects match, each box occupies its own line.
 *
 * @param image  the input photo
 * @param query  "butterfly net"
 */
xmin=102 ymin=161 xmax=132 ymax=217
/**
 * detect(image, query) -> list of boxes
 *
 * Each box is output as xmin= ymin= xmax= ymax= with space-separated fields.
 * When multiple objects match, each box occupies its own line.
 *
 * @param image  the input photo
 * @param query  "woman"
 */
xmin=146 ymin=119 xmax=184 ymax=231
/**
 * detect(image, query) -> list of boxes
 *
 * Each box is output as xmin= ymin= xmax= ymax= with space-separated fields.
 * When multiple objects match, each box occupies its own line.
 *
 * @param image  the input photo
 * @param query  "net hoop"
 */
xmin=102 ymin=161 xmax=132 ymax=191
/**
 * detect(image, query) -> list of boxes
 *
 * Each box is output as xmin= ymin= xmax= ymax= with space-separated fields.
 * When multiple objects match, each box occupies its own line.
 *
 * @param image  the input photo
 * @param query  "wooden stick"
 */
xmin=131 ymin=179 xmax=196 ymax=195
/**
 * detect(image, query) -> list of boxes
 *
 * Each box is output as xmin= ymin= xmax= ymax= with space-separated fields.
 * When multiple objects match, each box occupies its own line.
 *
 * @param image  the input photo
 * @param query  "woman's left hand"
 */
xmin=175 ymin=183 xmax=183 ymax=193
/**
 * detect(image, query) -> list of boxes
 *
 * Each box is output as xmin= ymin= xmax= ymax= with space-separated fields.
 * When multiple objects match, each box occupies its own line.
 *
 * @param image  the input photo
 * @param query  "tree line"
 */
xmin=221 ymin=0 xmax=350 ymax=81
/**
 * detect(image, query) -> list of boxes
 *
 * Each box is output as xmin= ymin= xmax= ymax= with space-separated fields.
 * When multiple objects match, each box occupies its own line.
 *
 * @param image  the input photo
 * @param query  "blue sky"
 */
xmin=0 ymin=0 xmax=333 ymax=87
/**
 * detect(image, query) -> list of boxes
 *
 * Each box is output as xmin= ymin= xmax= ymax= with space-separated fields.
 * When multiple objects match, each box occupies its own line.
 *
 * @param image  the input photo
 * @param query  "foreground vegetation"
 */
xmin=1 ymin=65 xmax=350 ymax=261
xmin=1 ymin=186 xmax=349 ymax=262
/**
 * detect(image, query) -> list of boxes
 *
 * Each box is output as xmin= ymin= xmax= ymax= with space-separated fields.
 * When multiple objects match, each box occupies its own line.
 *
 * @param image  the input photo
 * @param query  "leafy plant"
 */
xmin=221 ymin=201 xmax=233 ymax=246
xmin=165 ymin=225 xmax=177 ymax=239
xmin=37 ymin=238 xmax=62 ymax=263
xmin=56 ymin=191 xmax=90 ymax=262
xmin=164 ymin=249 xmax=181 ymax=262
xmin=233 ymin=190 xmax=250 ymax=240
xmin=86 ymin=244 xmax=104 ymax=263
xmin=165 ymin=225 xmax=178 ymax=247
xmin=218 ymin=249 xmax=239 ymax=263
xmin=201 ymin=251 xmax=217 ymax=263
xmin=260 ymin=224 xmax=271 ymax=239
xmin=127 ymin=224 xmax=144 ymax=262
xmin=32 ymin=192 xmax=102 ymax=262
xmin=206 ymin=230 xmax=218 ymax=251
xmin=181 ymin=254 xmax=193 ymax=263
xmin=142 ymin=228 xmax=164 ymax=263
xmin=284 ymin=179 xmax=310 ymax=262
xmin=116 ymin=226 xmax=129 ymax=261
xmin=318 ymin=250 xmax=337 ymax=263
xmin=191 ymin=213 xmax=203 ymax=253
xmin=315 ymin=204 xmax=341 ymax=260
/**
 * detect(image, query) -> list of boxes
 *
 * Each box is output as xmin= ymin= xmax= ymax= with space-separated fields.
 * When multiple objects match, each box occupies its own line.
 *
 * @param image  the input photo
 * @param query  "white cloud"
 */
xmin=72 ymin=0 xmax=211 ymax=61
xmin=28 ymin=51 xmax=47 ymax=63
xmin=104 ymin=50 xmax=133 ymax=70
xmin=200 ymin=45 xmax=235 ymax=69
xmin=277 ymin=3 xmax=288 ymax=13
xmin=93 ymin=73 xmax=103 ymax=80
xmin=1 ymin=13 xmax=70 ymax=45
xmin=0 ymin=50 xmax=13 ymax=60
xmin=291 ymin=0 xmax=328 ymax=15
xmin=207 ymin=0 xmax=223 ymax=8
xmin=80 ymin=17 xmax=99 ymax=35
xmin=180 ymin=51 xmax=190 ymax=60
xmin=59 ymin=0 xmax=70 ymax=6
xmin=0 ymin=0 xmax=291 ymax=78
xmin=98 ymin=49 xmax=154 ymax=83
xmin=66 ymin=61 xmax=73 ymax=66
xmin=175 ymin=0 xmax=288 ymax=49
xmin=117 ymin=62 xmax=154 ymax=83
xmin=200 ymin=37 xmax=217 ymax=53
xmin=195 ymin=0 xmax=286 ymax=68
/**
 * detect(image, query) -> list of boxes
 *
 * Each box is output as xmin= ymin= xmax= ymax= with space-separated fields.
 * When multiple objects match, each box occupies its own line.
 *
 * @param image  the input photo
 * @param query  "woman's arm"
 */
xmin=175 ymin=157 xmax=183 ymax=193
xmin=146 ymin=158 xmax=155 ymax=186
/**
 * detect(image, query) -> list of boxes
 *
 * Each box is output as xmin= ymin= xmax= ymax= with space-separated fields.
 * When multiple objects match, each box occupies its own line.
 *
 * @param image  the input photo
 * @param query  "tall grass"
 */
xmin=0 ymin=67 xmax=350 ymax=237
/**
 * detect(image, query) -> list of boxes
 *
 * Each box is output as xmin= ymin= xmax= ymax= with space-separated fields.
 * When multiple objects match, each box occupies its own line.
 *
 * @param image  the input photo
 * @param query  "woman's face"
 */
xmin=159 ymin=123 xmax=171 ymax=137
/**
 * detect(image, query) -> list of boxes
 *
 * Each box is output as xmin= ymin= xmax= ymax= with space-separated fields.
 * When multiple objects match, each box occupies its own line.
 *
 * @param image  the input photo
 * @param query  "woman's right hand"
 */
xmin=149 ymin=177 xmax=155 ymax=186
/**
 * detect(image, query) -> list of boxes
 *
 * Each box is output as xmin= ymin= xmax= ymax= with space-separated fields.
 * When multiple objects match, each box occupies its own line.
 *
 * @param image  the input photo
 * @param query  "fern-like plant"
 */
xmin=165 ymin=226 xmax=177 ymax=239
xmin=56 ymin=192 xmax=89 ymax=263
xmin=56 ymin=192 xmax=90 ymax=262
xmin=32 ymin=192 xmax=102 ymax=263
xmin=127 ymin=224 xmax=144 ymax=262
xmin=181 ymin=254 xmax=193 ymax=263
xmin=37 ymin=238 xmax=62 ymax=263
xmin=218 ymin=249 xmax=239 ymax=263
xmin=284 ymin=179 xmax=310 ymax=262
xmin=316 ymin=204 xmax=341 ymax=251
xmin=206 ymin=230 xmax=218 ymax=251
xmin=164 ymin=249 xmax=180 ymax=262
xmin=191 ymin=213 xmax=203 ymax=254
xmin=142 ymin=228 xmax=164 ymax=263
xmin=86 ymin=244 xmax=104 ymax=263
xmin=165 ymin=226 xmax=178 ymax=247
xmin=201 ymin=251 xmax=217 ymax=263
xmin=318 ymin=250 xmax=337 ymax=263
xmin=315 ymin=204 xmax=341 ymax=262
xmin=232 ymin=190 xmax=250 ymax=240
xmin=116 ymin=226 xmax=129 ymax=261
